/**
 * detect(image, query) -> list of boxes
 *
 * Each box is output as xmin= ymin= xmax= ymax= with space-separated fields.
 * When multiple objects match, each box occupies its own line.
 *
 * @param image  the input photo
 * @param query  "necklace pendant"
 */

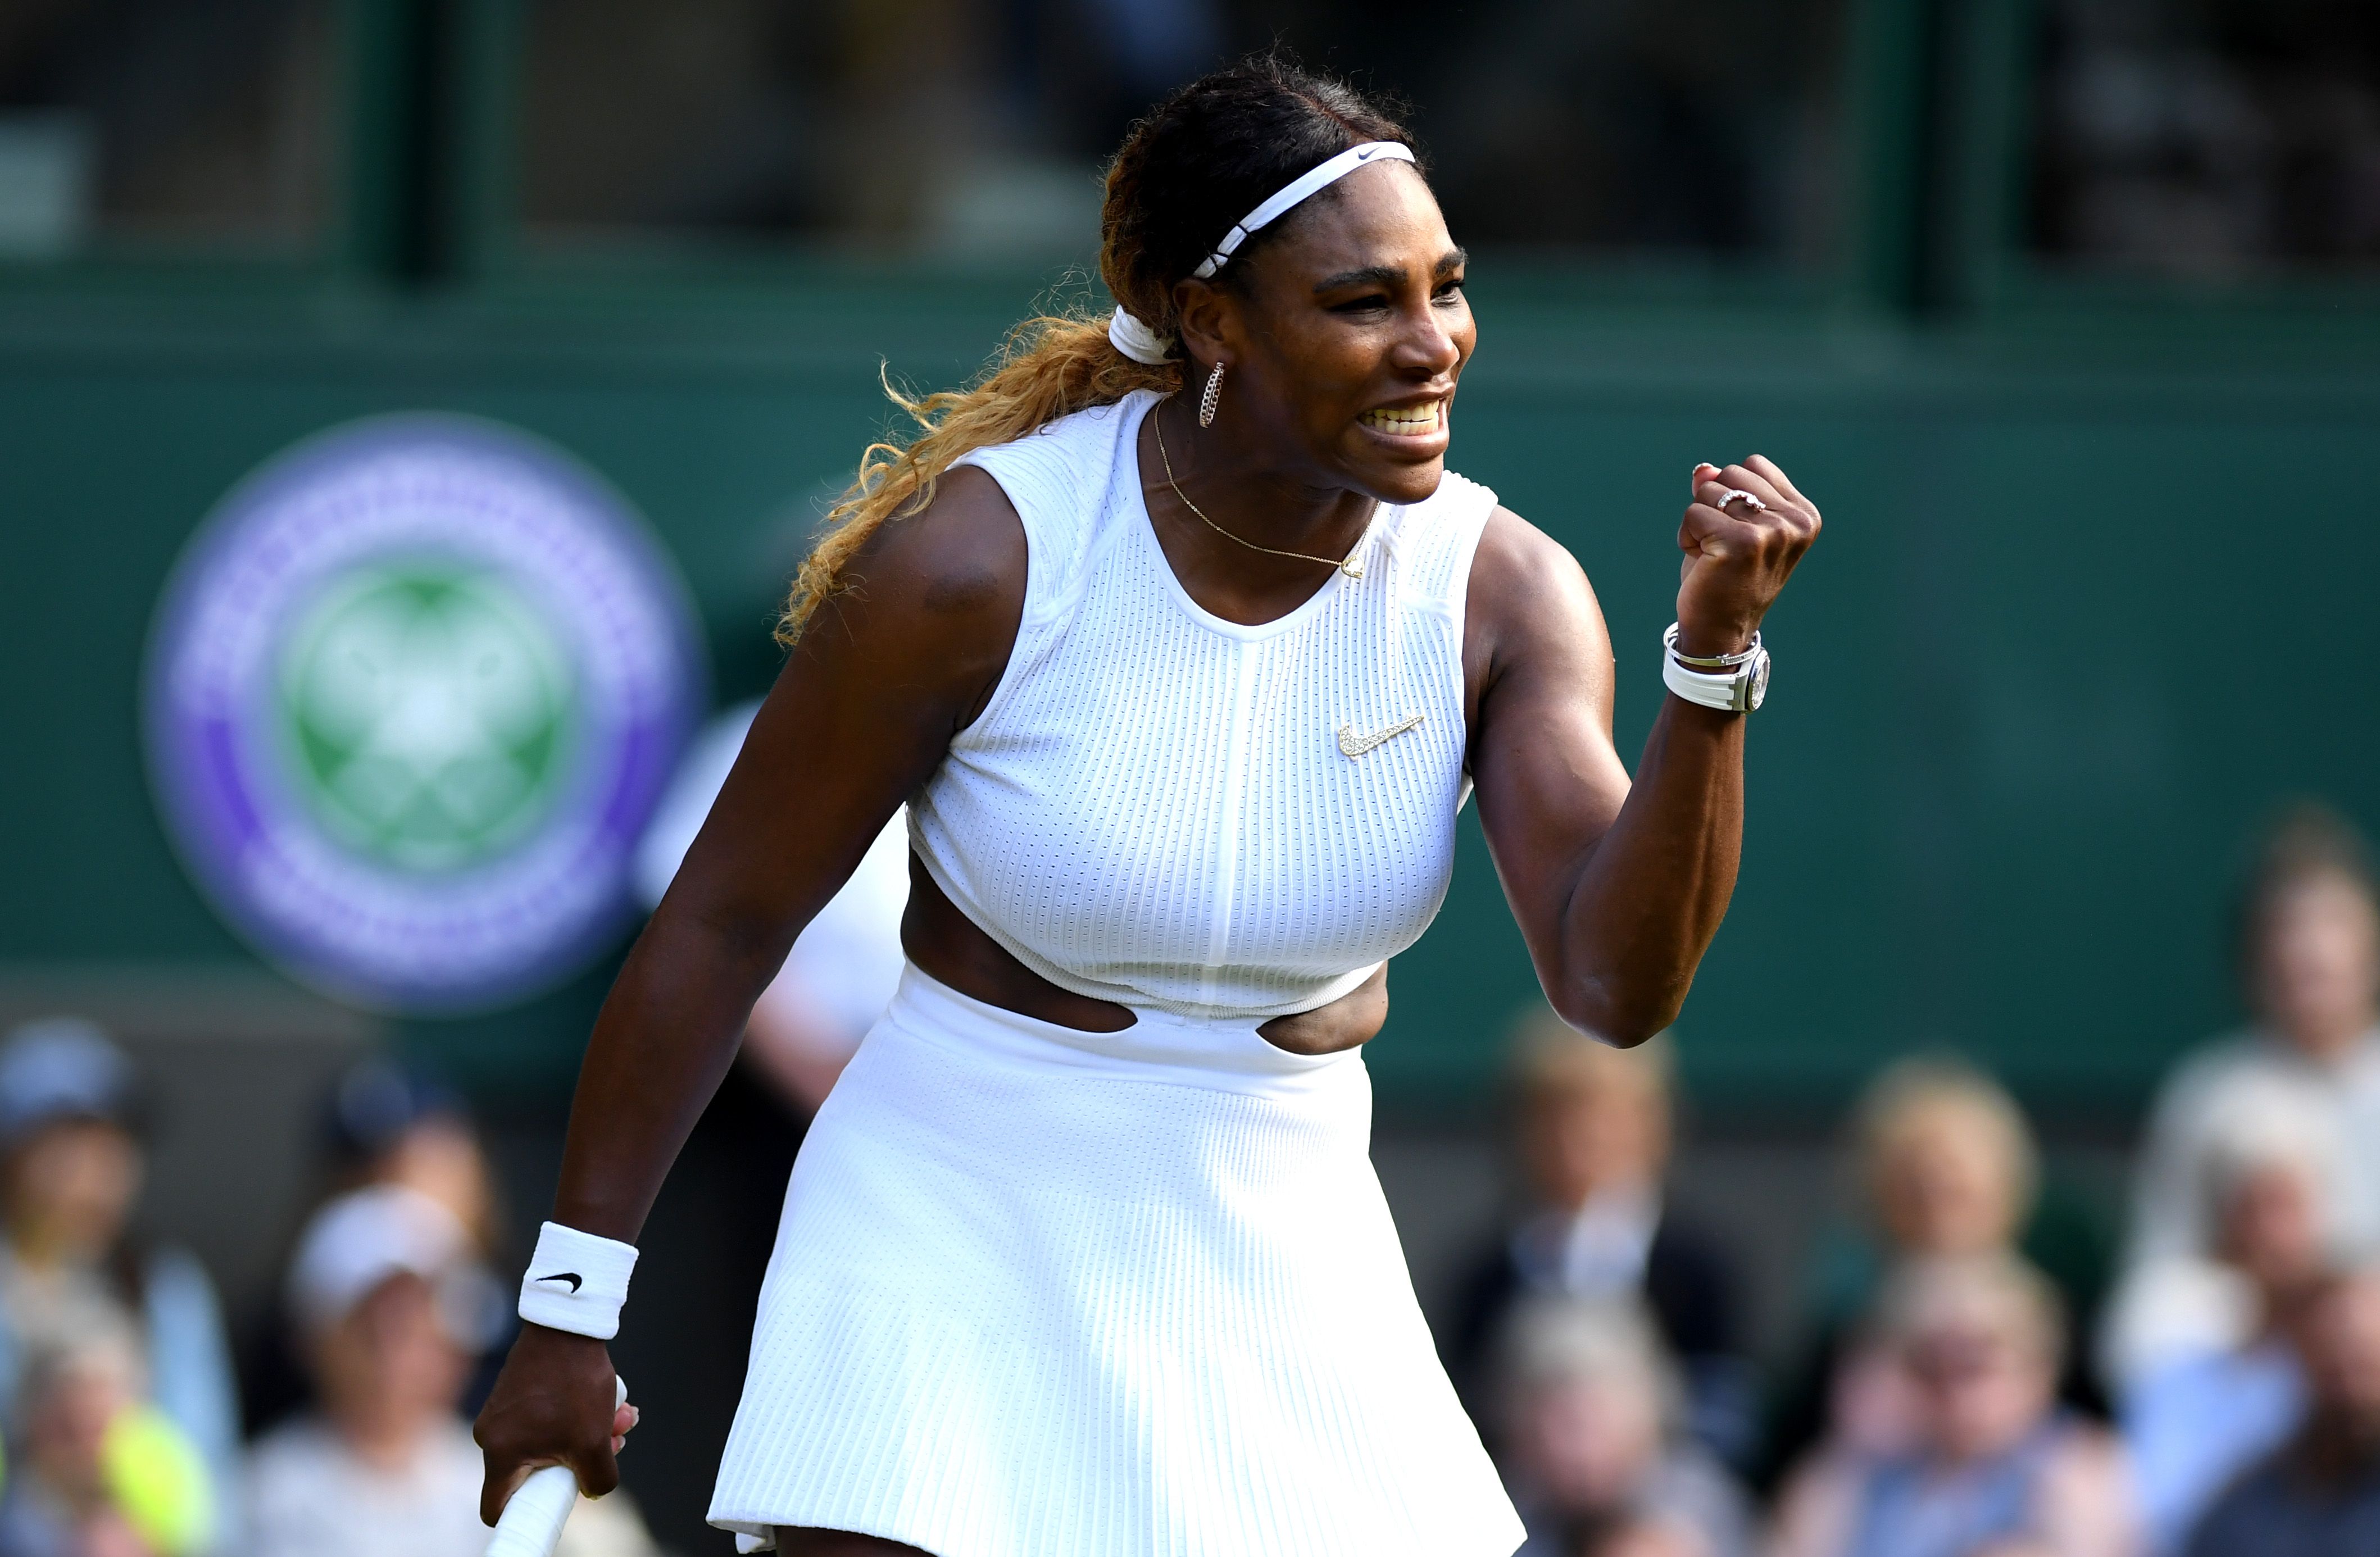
xmin=1339 ymin=557 xmax=1364 ymax=581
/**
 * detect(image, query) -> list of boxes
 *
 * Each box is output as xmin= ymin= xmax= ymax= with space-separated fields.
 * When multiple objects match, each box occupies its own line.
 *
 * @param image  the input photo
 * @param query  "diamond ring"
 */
xmin=1716 ymin=488 xmax=1767 ymax=515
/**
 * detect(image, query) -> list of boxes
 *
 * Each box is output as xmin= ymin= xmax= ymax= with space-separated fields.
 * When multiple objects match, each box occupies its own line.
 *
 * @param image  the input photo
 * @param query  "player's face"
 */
xmin=1194 ymin=163 xmax=1473 ymax=506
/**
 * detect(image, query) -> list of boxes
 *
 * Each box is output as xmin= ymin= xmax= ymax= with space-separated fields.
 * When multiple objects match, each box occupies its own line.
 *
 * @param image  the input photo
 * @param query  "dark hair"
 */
xmin=2233 ymin=800 xmax=2380 ymax=971
xmin=779 ymin=56 xmax=1419 ymax=643
xmin=1102 ymin=56 xmax=1416 ymax=353
xmin=323 ymin=1056 xmax=466 ymax=1166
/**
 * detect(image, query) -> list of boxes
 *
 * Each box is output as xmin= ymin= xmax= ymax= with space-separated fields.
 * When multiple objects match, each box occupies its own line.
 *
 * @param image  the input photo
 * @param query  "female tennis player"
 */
xmin=476 ymin=56 xmax=1819 ymax=1556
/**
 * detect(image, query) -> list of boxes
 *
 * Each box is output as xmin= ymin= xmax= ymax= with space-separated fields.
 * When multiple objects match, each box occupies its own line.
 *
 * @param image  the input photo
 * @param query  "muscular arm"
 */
xmin=1467 ymin=457 xmax=1819 ymax=1046
xmin=555 ymin=464 xmax=1024 ymax=1239
xmin=475 ymin=466 xmax=1025 ymax=1517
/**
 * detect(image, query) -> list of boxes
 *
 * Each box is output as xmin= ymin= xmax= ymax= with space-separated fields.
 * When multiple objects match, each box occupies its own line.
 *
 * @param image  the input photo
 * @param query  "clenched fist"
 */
xmin=1676 ymin=455 xmax=1822 ymax=661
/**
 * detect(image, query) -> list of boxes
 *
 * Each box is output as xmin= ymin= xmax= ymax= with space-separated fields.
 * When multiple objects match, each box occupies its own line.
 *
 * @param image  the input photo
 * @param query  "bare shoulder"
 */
xmin=1463 ymin=504 xmax=1613 ymax=685
xmin=789 ymin=462 xmax=1028 ymax=729
xmin=820 ymin=463 xmax=1025 ymax=632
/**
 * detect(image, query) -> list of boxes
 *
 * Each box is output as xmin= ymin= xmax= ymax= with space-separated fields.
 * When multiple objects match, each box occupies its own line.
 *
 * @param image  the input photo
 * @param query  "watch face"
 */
xmin=1747 ymin=649 xmax=1771 ymax=711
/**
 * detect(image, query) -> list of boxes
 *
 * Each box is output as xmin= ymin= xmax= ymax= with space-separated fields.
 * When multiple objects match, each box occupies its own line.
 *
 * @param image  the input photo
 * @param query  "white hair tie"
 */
xmin=1108 ymin=307 xmax=1177 ymax=365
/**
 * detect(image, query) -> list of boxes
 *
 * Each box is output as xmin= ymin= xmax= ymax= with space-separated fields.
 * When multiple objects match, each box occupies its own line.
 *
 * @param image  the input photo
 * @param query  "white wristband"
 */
xmin=518 ymin=1221 xmax=638 ymax=1340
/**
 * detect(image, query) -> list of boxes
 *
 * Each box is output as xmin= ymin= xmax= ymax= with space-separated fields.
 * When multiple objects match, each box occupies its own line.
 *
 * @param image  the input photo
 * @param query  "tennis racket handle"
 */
xmin=485 ymin=1467 xmax=578 ymax=1557
xmin=484 ymin=1375 xmax=626 ymax=1557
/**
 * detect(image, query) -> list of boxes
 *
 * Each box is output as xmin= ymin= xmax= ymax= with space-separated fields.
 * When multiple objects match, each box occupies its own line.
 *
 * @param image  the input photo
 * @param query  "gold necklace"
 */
xmin=1152 ymin=403 xmax=1368 ymax=581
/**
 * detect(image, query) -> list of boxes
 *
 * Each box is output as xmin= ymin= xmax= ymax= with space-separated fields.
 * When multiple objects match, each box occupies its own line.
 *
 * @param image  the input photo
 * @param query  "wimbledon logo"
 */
xmin=144 ymin=415 xmax=703 ymax=1014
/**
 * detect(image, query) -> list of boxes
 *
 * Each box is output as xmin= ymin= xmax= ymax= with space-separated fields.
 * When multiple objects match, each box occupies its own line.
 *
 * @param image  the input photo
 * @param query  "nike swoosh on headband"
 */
xmin=533 ymin=1271 xmax=584 ymax=1293
xmin=1337 ymin=713 xmax=1425 ymax=758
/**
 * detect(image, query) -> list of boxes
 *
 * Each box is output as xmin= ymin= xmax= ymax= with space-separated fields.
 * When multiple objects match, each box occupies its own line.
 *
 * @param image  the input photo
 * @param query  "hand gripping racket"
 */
xmin=485 ymin=1376 xmax=626 ymax=1557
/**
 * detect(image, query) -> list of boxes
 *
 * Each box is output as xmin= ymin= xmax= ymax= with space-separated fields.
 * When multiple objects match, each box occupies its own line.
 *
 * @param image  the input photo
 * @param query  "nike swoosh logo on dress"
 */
xmin=1336 ymin=714 xmax=1425 ymax=758
xmin=534 ymin=1271 xmax=584 ymax=1293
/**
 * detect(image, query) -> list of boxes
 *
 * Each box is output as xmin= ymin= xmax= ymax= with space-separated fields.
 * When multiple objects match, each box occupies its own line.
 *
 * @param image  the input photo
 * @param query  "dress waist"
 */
xmin=879 ymin=961 xmax=1366 ymax=1102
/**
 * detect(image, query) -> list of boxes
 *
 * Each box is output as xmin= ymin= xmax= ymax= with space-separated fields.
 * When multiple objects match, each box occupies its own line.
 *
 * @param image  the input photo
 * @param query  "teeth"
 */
xmin=1359 ymin=403 xmax=1442 ymax=434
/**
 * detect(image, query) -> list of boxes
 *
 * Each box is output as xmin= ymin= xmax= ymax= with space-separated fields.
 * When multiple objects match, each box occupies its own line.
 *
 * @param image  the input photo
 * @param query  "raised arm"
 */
xmin=1467 ymin=456 xmax=1819 ymax=1046
xmin=473 ymin=465 xmax=1027 ymax=1519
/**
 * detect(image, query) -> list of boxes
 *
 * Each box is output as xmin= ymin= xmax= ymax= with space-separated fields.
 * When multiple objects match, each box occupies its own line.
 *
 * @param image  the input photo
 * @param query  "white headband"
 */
xmin=1193 ymin=140 xmax=1415 ymax=279
xmin=1107 ymin=139 xmax=1419 ymax=366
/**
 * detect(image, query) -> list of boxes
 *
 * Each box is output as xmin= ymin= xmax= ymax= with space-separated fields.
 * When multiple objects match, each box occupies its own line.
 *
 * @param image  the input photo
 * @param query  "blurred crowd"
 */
xmin=0 ymin=796 xmax=2373 ymax=1557
xmin=0 ymin=1027 xmax=660 ymax=1557
xmin=1460 ymin=802 xmax=2380 ymax=1557
xmin=0 ymin=691 xmax=907 ymax=1557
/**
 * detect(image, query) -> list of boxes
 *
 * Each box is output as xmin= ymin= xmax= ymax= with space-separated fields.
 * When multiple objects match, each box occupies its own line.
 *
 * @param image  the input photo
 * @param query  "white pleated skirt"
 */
xmin=707 ymin=964 xmax=1524 ymax=1556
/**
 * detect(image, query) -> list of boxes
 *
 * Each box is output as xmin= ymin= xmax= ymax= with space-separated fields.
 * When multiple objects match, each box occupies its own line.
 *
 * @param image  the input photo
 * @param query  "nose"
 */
xmin=1394 ymin=299 xmax=1462 ymax=380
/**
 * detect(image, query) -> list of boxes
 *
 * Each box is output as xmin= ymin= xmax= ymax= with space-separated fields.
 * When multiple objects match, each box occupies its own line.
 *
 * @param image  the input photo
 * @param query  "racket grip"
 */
xmin=485 ymin=1467 xmax=578 ymax=1557
xmin=484 ymin=1376 xmax=626 ymax=1557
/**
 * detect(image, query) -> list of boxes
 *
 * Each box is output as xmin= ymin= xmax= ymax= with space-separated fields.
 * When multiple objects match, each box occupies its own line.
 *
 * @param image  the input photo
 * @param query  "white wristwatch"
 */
xmin=1661 ymin=623 xmax=1770 ymax=713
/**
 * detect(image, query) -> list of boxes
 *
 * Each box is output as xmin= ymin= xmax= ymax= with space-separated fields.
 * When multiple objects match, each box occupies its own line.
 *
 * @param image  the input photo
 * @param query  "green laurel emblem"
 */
xmin=275 ymin=564 xmax=578 ymax=872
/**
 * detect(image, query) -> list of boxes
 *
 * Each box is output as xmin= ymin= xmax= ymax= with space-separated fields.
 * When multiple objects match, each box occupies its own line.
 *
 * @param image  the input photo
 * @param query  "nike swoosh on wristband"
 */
xmin=1336 ymin=714 xmax=1424 ymax=758
xmin=533 ymin=1272 xmax=584 ymax=1294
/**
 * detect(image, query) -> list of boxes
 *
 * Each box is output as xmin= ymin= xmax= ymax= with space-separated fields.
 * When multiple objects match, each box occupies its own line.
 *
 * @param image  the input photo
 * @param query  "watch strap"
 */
xmin=1662 ymin=623 xmax=1769 ymax=713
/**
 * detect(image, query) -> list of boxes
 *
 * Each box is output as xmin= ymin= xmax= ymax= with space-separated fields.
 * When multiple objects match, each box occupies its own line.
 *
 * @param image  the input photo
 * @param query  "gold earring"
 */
xmin=1198 ymin=362 xmax=1225 ymax=427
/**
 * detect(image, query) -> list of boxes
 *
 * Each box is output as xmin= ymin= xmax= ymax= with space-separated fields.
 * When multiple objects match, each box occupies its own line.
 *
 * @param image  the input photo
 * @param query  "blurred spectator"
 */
xmin=2119 ymin=1091 xmax=2342 ymax=1553
xmin=1769 ymin=1253 xmax=2140 ymax=1557
xmin=635 ymin=698 xmax=910 ymax=1114
xmin=0 ymin=1313 xmax=213 ymax=1557
xmin=0 ymin=1020 xmax=239 ymax=1544
xmin=1497 ymin=1295 xmax=1754 ymax=1557
xmin=2110 ymin=805 xmax=2380 ymax=1386
xmin=2184 ymin=1264 xmax=2380 ymax=1557
xmin=1450 ymin=1014 xmax=1750 ymax=1464
xmin=322 ymin=1061 xmax=504 ymax=1256
xmin=321 ymin=1059 xmax=514 ymax=1414
xmin=1760 ymin=1057 xmax=2110 ymax=1487
xmin=241 ymin=1059 xmax=513 ymax=1438
xmin=245 ymin=1186 xmax=655 ymax=1557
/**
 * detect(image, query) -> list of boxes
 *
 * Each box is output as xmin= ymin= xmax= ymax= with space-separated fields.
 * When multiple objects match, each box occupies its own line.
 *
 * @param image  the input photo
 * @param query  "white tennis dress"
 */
xmin=708 ymin=389 xmax=1525 ymax=1555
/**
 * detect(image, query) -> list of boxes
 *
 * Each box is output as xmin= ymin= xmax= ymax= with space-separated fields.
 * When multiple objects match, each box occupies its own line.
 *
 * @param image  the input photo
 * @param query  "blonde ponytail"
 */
xmin=776 ymin=312 xmax=1180 ymax=645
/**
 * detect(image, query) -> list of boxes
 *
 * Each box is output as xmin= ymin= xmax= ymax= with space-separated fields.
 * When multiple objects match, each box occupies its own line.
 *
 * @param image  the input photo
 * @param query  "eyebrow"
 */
xmin=1312 ymin=247 xmax=1470 ymax=295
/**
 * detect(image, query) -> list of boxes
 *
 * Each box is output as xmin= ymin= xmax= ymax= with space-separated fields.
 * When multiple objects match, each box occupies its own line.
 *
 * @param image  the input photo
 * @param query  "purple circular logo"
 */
xmin=144 ymin=414 xmax=704 ymax=1014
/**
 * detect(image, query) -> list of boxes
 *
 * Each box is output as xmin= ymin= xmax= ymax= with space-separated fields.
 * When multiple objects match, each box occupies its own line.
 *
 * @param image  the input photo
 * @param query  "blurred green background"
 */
xmin=6 ymin=0 xmax=2376 ymax=1119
